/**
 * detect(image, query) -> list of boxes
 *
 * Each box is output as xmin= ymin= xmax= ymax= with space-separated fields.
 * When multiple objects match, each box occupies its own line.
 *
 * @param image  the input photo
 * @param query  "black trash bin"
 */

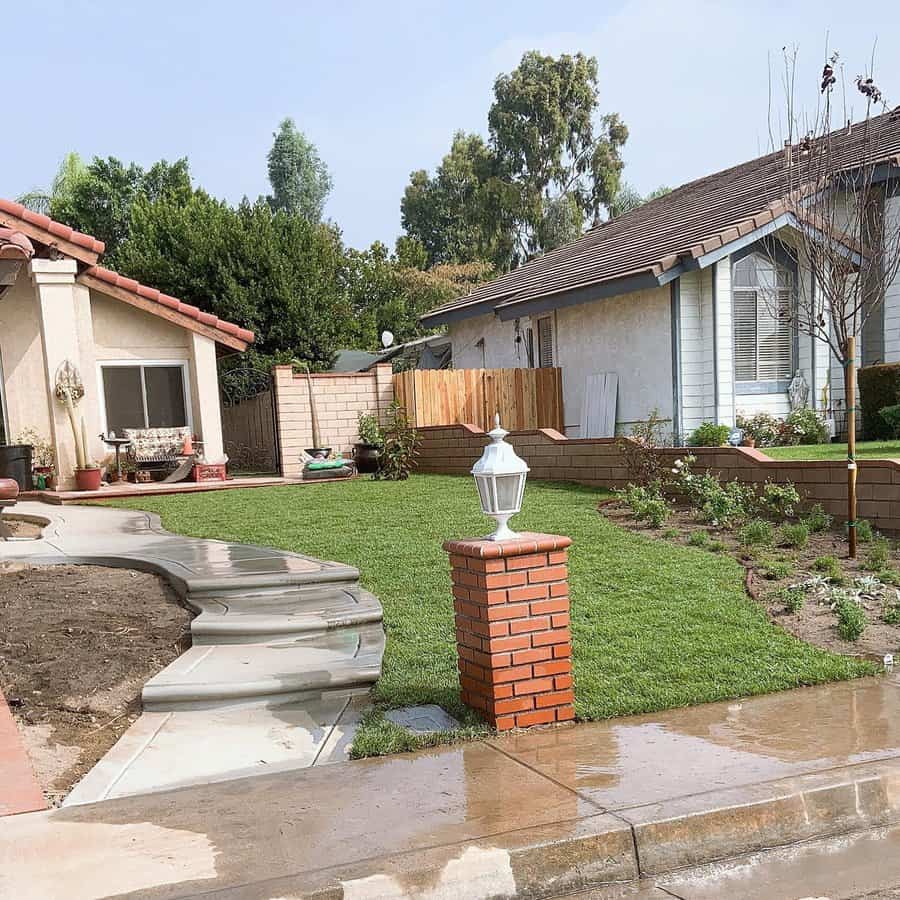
xmin=0 ymin=444 xmax=33 ymax=491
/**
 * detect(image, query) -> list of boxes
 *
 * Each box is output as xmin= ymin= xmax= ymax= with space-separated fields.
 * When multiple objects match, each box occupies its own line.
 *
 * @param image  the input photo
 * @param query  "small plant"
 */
xmin=356 ymin=412 xmax=384 ymax=447
xmin=618 ymin=408 xmax=670 ymax=485
xmin=778 ymin=522 xmax=809 ymax=550
xmin=15 ymin=427 xmax=54 ymax=469
xmin=687 ymin=422 xmax=732 ymax=447
xmin=736 ymin=412 xmax=780 ymax=447
xmin=755 ymin=482 xmax=801 ymax=520
xmin=834 ymin=594 xmax=866 ymax=641
xmin=739 ymin=518 xmax=773 ymax=547
xmin=781 ymin=407 xmax=830 ymax=445
xmin=877 ymin=569 xmax=900 ymax=586
xmin=372 ymin=403 xmax=419 ymax=481
xmin=851 ymin=519 xmax=874 ymax=543
xmin=865 ymin=537 xmax=891 ymax=572
xmin=708 ymin=539 xmax=727 ymax=553
xmin=759 ymin=557 xmax=794 ymax=580
xmin=621 ymin=482 xmax=670 ymax=528
xmin=780 ymin=585 xmax=806 ymax=613
xmin=801 ymin=504 xmax=832 ymax=534
xmin=662 ymin=527 xmax=679 ymax=540
xmin=854 ymin=574 xmax=883 ymax=596
xmin=883 ymin=593 xmax=900 ymax=625
xmin=813 ymin=555 xmax=845 ymax=584
xmin=688 ymin=530 xmax=709 ymax=548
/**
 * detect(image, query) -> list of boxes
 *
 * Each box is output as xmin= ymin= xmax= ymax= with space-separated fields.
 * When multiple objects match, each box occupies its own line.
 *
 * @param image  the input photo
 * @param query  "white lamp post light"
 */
xmin=471 ymin=414 xmax=530 ymax=541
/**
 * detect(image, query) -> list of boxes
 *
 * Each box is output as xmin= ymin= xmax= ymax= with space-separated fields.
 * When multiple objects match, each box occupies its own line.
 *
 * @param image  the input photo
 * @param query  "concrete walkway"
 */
xmin=2 ymin=673 xmax=899 ymax=899
xmin=1 ymin=501 xmax=384 ymax=804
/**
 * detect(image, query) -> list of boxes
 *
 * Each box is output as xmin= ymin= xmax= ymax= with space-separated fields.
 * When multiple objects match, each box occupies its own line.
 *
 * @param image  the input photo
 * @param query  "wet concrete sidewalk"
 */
xmin=2 ymin=672 xmax=900 ymax=899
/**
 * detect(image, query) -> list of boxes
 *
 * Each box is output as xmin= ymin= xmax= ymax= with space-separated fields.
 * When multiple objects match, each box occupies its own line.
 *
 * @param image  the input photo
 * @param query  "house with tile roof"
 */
xmin=0 ymin=199 xmax=254 ymax=489
xmin=422 ymin=111 xmax=900 ymax=442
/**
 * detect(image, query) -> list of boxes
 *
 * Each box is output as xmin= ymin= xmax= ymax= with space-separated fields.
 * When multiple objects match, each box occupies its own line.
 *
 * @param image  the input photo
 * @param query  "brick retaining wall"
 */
xmin=416 ymin=424 xmax=900 ymax=533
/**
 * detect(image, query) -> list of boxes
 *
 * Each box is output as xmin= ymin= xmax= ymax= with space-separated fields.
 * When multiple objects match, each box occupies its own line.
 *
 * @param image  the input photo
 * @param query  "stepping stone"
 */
xmin=385 ymin=705 xmax=460 ymax=734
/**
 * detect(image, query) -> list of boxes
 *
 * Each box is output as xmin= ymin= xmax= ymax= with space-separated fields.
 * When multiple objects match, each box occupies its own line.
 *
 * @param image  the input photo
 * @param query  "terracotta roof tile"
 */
xmin=423 ymin=108 xmax=900 ymax=323
xmin=0 ymin=199 xmax=105 ymax=255
xmin=0 ymin=227 xmax=34 ymax=260
xmin=83 ymin=266 xmax=255 ymax=346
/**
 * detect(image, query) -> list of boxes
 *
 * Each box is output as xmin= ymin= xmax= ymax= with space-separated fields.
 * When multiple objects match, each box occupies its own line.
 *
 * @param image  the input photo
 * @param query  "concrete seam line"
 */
xmin=309 ymin=695 xmax=351 ymax=767
xmin=102 ymin=712 xmax=173 ymax=799
xmin=482 ymin=737 xmax=607 ymax=812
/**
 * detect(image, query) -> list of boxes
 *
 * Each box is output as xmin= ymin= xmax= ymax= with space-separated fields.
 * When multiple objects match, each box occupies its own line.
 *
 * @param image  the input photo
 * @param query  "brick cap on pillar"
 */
xmin=443 ymin=533 xmax=572 ymax=559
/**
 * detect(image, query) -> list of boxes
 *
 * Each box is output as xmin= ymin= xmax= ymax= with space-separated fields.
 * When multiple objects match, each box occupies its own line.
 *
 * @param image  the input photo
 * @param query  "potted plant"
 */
xmin=54 ymin=360 xmax=102 ymax=491
xmin=354 ymin=413 xmax=383 ymax=474
xmin=302 ymin=364 xmax=331 ymax=459
xmin=16 ymin=428 xmax=55 ymax=483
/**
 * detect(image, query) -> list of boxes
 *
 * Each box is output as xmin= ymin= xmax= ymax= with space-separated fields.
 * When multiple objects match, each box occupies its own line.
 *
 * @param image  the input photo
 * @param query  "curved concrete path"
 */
xmin=1 ymin=502 xmax=384 ymax=804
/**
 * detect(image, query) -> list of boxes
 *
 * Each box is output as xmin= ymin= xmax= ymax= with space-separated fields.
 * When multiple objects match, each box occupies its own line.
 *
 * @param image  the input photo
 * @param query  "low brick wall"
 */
xmin=416 ymin=424 xmax=900 ymax=533
xmin=273 ymin=364 xmax=393 ymax=479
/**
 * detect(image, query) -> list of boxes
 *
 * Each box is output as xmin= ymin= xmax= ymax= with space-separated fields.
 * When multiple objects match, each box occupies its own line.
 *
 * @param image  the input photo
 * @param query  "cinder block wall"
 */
xmin=416 ymin=424 xmax=900 ymax=533
xmin=272 ymin=364 xmax=393 ymax=478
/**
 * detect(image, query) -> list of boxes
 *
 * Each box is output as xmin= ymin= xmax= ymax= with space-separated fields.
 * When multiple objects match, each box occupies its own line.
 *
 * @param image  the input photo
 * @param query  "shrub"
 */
xmin=877 ymin=569 xmax=900 ymax=586
xmin=879 ymin=404 xmax=900 ymax=439
xmin=780 ymin=585 xmax=806 ymax=613
xmin=801 ymin=503 xmax=833 ymax=533
xmin=814 ymin=555 xmax=845 ymax=584
xmin=357 ymin=412 xmax=384 ymax=447
xmin=739 ymin=519 xmax=773 ymax=547
xmin=778 ymin=407 xmax=829 ymax=445
xmin=865 ymin=537 xmax=891 ymax=571
xmin=662 ymin=527 xmax=679 ymax=540
xmin=736 ymin=412 xmax=780 ymax=447
xmin=670 ymin=457 xmax=753 ymax=527
xmin=834 ymin=595 xmax=866 ymax=641
xmin=372 ymin=403 xmax=419 ymax=481
xmin=850 ymin=519 xmax=874 ymax=543
xmin=687 ymin=422 xmax=732 ymax=447
xmin=859 ymin=363 xmax=900 ymax=439
xmin=708 ymin=539 xmax=727 ymax=552
xmin=755 ymin=482 xmax=801 ymax=520
xmin=688 ymin=530 xmax=709 ymax=548
xmin=621 ymin=482 xmax=671 ymax=528
xmin=759 ymin=557 xmax=794 ymax=580
xmin=883 ymin=596 xmax=900 ymax=625
xmin=778 ymin=522 xmax=809 ymax=549
xmin=619 ymin=408 xmax=669 ymax=485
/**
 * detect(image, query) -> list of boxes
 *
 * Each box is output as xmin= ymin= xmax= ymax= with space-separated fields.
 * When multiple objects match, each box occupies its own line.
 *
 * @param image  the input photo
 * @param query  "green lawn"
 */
xmin=764 ymin=440 xmax=900 ymax=461
xmin=103 ymin=476 xmax=872 ymax=752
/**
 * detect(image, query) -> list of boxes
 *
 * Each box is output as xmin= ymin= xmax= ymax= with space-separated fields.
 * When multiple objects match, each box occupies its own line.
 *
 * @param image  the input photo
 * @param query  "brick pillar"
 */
xmin=444 ymin=533 xmax=575 ymax=731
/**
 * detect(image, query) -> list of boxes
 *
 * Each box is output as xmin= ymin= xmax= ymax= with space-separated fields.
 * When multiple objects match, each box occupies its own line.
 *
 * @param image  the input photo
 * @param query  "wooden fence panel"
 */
xmin=392 ymin=368 xmax=563 ymax=432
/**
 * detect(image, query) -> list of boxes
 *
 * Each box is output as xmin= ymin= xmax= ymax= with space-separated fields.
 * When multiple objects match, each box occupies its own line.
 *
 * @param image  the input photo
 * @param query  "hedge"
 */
xmin=858 ymin=363 xmax=900 ymax=439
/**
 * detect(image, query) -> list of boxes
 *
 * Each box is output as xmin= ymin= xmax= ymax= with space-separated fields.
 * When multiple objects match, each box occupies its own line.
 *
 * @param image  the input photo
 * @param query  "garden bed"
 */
xmin=0 ymin=563 xmax=192 ymax=805
xmin=602 ymin=500 xmax=900 ymax=662
xmin=4 ymin=518 xmax=43 ymax=538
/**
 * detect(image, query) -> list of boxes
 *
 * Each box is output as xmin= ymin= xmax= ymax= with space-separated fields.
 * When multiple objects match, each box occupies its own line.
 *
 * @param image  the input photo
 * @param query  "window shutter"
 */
xmin=732 ymin=289 xmax=757 ymax=380
xmin=537 ymin=317 xmax=554 ymax=368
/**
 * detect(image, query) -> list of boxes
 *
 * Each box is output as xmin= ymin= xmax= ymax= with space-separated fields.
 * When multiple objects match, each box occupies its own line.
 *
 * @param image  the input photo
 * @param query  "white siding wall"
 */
xmin=678 ymin=268 xmax=716 ymax=437
xmin=714 ymin=261 xmax=735 ymax=425
xmin=883 ymin=194 xmax=900 ymax=363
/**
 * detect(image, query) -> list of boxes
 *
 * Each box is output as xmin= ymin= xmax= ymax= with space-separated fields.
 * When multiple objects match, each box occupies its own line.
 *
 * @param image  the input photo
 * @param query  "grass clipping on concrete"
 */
xmin=106 ymin=476 xmax=873 ymax=756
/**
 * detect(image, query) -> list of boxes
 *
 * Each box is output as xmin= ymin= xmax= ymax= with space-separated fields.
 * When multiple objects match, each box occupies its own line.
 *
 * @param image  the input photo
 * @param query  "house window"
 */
xmin=99 ymin=362 xmax=190 ymax=436
xmin=536 ymin=317 xmax=554 ymax=368
xmin=732 ymin=252 xmax=793 ymax=383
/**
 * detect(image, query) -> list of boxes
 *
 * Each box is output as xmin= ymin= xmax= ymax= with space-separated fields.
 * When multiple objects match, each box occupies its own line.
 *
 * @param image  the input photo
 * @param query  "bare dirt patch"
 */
xmin=0 ymin=564 xmax=192 ymax=805
xmin=602 ymin=500 xmax=900 ymax=662
xmin=4 ymin=518 xmax=43 ymax=538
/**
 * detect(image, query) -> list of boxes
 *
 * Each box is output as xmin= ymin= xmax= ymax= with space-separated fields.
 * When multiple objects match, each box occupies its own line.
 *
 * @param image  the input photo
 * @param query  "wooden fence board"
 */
xmin=393 ymin=368 xmax=563 ymax=432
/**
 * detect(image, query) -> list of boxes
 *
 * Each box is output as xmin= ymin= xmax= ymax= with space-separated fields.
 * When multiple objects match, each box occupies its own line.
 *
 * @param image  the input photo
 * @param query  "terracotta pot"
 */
xmin=741 ymin=437 xmax=756 ymax=448
xmin=0 ymin=478 xmax=19 ymax=501
xmin=74 ymin=468 xmax=102 ymax=492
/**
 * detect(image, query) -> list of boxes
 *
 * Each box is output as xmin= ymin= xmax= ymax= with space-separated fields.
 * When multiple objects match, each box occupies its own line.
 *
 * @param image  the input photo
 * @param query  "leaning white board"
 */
xmin=580 ymin=373 xmax=618 ymax=438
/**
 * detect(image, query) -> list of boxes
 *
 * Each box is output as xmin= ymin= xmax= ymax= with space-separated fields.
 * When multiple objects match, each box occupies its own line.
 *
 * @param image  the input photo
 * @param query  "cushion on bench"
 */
xmin=124 ymin=427 xmax=191 ymax=463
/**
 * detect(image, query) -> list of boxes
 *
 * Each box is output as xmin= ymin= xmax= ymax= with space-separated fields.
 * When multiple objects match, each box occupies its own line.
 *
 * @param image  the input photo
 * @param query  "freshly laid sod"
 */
xmin=764 ymin=440 xmax=900 ymax=461
xmin=104 ymin=476 xmax=872 ymax=753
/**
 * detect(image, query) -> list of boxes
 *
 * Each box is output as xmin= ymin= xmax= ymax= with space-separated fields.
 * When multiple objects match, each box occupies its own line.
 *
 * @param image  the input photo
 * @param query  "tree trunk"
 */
xmin=846 ymin=335 xmax=858 ymax=559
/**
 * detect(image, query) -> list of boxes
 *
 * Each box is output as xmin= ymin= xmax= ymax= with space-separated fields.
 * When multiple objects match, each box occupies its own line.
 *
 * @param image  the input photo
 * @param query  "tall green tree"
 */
xmin=18 ymin=152 xmax=89 ymax=216
xmin=49 ymin=156 xmax=192 ymax=260
xmin=607 ymin=182 xmax=672 ymax=218
xmin=115 ymin=193 xmax=353 ymax=368
xmin=401 ymin=51 xmax=628 ymax=269
xmin=266 ymin=118 xmax=333 ymax=222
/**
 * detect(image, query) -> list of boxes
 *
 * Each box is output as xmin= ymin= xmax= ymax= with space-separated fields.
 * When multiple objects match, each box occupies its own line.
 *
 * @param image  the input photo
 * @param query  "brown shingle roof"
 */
xmin=422 ymin=109 xmax=900 ymax=325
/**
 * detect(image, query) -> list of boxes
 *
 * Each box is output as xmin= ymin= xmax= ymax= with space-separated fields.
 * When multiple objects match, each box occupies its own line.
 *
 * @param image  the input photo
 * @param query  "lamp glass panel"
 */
xmin=475 ymin=475 xmax=494 ymax=512
xmin=495 ymin=474 xmax=522 ymax=512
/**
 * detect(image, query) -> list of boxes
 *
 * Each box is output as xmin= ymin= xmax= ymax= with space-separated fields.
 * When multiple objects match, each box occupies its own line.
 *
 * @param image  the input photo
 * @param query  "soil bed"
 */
xmin=5 ymin=518 xmax=42 ymax=538
xmin=0 ymin=564 xmax=192 ymax=805
xmin=602 ymin=500 xmax=900 ymax=662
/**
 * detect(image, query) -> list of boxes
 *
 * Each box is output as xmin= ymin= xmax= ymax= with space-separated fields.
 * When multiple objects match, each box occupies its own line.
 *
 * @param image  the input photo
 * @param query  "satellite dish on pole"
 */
xmin=381 ymin=330 xmax=394 ymax=349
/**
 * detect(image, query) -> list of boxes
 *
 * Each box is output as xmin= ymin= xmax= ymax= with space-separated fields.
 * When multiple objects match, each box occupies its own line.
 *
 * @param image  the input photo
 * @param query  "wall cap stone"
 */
xmin=444 ymin=533 xmax=573 ymax=558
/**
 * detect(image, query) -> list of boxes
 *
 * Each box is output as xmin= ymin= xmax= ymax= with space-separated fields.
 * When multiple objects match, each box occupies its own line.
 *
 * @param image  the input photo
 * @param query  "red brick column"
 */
xmin=444 ymin=532 xmax=575 ymax=731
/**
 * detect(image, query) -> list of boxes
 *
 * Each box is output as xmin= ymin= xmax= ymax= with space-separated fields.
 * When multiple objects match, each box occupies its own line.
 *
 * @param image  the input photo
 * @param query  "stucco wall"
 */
xmin=0 ymin=270 xmax=52 ymax=446
xmin=450 ymin=315 xmax=527 ymax=370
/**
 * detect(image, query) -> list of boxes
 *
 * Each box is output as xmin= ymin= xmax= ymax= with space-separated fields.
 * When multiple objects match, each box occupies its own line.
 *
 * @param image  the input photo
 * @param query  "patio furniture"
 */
xmin=0 ymin=477 xmax=19 ymax=540
xmin=100 ymin=435 xmax=132 ymax=481
xmin=123 ymin=427 xmax=194 ymax=481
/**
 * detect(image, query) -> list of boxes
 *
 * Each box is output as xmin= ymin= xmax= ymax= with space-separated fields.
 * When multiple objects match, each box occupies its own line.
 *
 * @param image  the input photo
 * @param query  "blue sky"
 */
xmin=4 ymin=1 xmax=899 ymax=250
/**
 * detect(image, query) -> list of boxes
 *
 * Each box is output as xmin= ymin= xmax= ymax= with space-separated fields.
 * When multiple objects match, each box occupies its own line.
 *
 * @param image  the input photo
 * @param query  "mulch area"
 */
xmin=0 ymin=564 xmax=192 ymax=806
xmin=601 ymin=500 xmax=900 ymax=662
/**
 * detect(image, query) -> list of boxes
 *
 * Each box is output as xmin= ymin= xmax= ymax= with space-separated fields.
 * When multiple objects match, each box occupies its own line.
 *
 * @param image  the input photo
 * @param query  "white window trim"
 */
xmin=96 ymin=359 xmax=194 ymax=437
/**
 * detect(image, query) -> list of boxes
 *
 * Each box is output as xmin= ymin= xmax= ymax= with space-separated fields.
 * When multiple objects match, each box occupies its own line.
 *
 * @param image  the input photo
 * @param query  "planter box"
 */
xmin=192 ymin=463 xmax=227 ymax=483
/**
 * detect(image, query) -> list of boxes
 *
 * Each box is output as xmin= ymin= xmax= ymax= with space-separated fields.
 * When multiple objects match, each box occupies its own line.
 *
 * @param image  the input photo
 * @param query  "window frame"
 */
xmin=731 ymin=241 xmax=799 ymax=394
xmin=536 ymin=315 xmax=555 ymax=369
xmin=97 ymin=359 xmax=193 ymax=437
